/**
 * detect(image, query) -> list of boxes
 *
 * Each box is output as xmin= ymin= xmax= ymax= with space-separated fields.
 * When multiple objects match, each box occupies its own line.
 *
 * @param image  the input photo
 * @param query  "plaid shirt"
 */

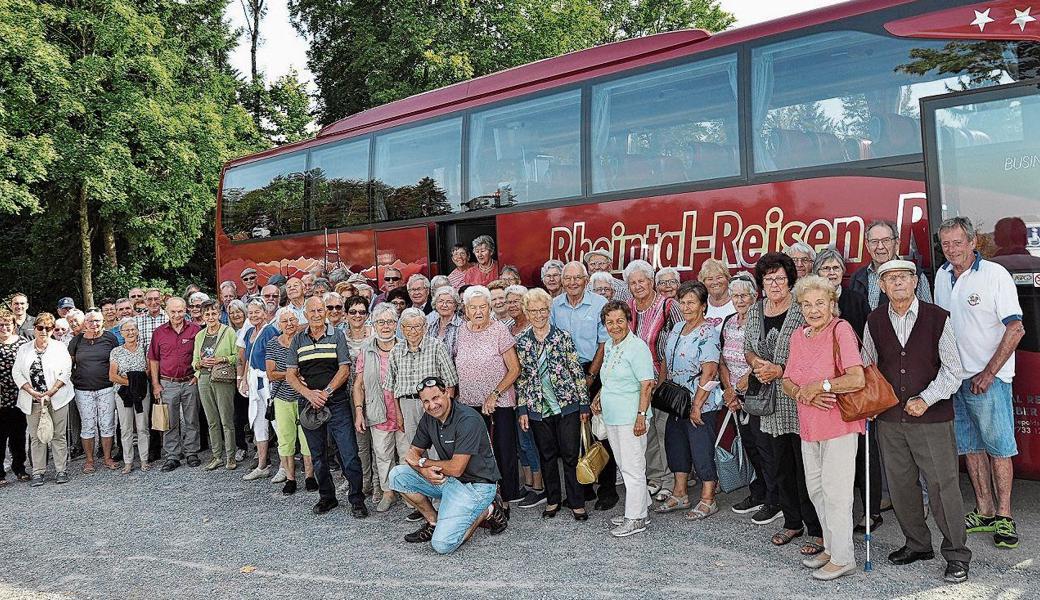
xmin=383 ymin=334 xmax=459 ymax=398
xmin=134 ymin=311 xmax=169 ymax=350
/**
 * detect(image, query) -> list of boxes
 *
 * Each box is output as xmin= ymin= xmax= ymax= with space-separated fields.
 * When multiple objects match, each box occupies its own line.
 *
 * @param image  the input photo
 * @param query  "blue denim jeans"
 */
xmin=389 ymin=464 xmax=498 ymax=554
xmin=517 ymin=418 xmax=541 ymax=473
xmin=302 ymin=399 xmax=364 ymax=505
xmin=953 ymin=378 xmax=1017 ymax=458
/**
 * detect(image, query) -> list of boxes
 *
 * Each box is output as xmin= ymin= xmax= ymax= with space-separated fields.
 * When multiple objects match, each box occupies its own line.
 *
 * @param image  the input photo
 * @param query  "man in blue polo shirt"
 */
xmin=551 ymin=260 xmax=618 ymax=510
xmin=935 ymin=216 xmax=1024 ymax=550
xmin=287 ymin=296 xmax=368 ymax=518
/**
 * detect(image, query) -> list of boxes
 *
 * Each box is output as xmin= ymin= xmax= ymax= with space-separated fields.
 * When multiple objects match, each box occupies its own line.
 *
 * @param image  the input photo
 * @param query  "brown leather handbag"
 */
xmin=832 ymin=326 xmax=899 ymax=422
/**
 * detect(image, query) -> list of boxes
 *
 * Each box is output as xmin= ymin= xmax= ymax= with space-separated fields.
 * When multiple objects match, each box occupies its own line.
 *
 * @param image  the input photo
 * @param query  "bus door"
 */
xmin=921 ymin=80 xmax=1040 ymax=479
xmin=438 ymin=217 xmax=498 ymax=276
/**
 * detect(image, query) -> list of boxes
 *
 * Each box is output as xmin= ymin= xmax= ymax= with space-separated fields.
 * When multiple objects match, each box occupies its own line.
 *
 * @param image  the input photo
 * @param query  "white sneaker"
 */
xmin=271 ymin=467 xmax=287 ymax=484
xmin=610 ymin=517 xmax=647 ymax=537
xmin=611 ymin=514 xmax=651 ymax=526
xmin=243 ymin=466 xmax=271 ymax=481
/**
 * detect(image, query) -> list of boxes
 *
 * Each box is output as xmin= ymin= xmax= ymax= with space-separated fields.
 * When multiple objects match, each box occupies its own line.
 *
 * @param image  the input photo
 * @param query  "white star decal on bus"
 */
xmin=1012 ymin=7 xmax=1036 ymax=30
xmin=971 ymin=8 xmax=995 ymax=31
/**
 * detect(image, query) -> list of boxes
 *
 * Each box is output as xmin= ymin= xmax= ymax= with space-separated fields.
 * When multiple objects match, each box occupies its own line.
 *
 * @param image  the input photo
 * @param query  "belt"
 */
xmin=160 ymin=375 xmax=193 ymax=383
xmin=399 ymin=393 xmax=420 ymax=400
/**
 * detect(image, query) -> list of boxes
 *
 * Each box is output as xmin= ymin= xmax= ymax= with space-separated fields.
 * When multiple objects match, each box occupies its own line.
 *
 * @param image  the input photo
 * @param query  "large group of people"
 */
xmin=0 ymin=216 xmax=1025 ymax=582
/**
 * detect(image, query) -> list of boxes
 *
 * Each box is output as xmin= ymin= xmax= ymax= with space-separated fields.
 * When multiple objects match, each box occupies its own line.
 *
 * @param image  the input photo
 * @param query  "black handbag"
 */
xmin=651 ymin=330 xmax=693 ymax=418
xmin=742 ymin=302 xmax=777 ymax=417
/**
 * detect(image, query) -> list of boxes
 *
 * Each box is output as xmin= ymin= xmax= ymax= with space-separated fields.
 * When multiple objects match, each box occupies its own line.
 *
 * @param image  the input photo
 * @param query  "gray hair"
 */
xmin=407 ymin=274 xmax=431 ymax=289
xmin=400 ymin=307 xmax=426 ymax=324
xmin=246 ymin=297 xmax=267 ymax=312
xmin=462 ymin=285 xmax=492 ymax=306
xmin=813 ymin=247 xmax=847 ymax=274
xmin=83 ymin=309 xmax=103 ymax=321
xmin=938 ymin=216 xmax=976 ymax=240
xmin=227 ymin=299 xmax=247 ymax=316
xmin=541 ymin=259 xmax=565 ymax=280
xmin=188 ymin=291 xmax=210 ymax=304
xmin=371 ymin=302 xmax=399 ymax=322
xmin=866 ymin=219 xmax=899 ymax=240
xmin=117 ymin=317 xmax=138 ymax=332
xmin=500 ymin=264 xmax=521 ymax=278
xmin=472 ymin=235 xmax=496 ymax=252
xmin=504 ymin=284 xmax=529 ymax=298
xmin=562 ymin=260 xmax=588 ymax=278
xmin=273 ymin=306 xmax=300 ymax=324
xmin=589 ymin=271 xmax=614 ymax=287
xmin=623 ymin=259 xmax=655 ymax=283
xmin=55 ymin=318 xmax=70 ymax=330
xmin=66 ymin=308 xmax=85 ymax=321
xmin=729 ymin=273 xmax=758 ymax=297
xmin=783 ymin=242 xmax=817 ymax=260
xmin=322 ymin=291 xmax=342 ymax=304
xmin=354 ymin=283 xmax=374 ymax=295
xmin=430 ymin=275 xmax=450 ymax=290
xmin=219 ymin=280 xmax=238 ymax=292
xmin=328 ymin=268 xmax=350 ymax=284
xmin=655 ymin=266 xmax=680 ymax=284
xmin=432 ymin=286 xmax=461 ymax=306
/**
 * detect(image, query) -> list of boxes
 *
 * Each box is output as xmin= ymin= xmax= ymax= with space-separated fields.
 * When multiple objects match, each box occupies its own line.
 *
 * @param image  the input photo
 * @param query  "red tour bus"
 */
xmin=216 ymin=0 xmax=1040 ymax=478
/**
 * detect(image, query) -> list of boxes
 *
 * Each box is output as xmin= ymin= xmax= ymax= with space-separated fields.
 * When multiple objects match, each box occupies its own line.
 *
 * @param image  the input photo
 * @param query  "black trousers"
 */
xmin=233 ymin=389 xmax=249 ymax=451
xmin=0 ymin=406 xmax=28 ymax=477
xmin=483 ymin=406 xmax=521 ymax=502
xmin=737 ymin=412 xmax=778 ymax=506
xmin=855 ymin=424 xmax=882 ymax=518
xmin=771 ymin=432 xmax=822 ymax=537
xmin=582 ymin=365 xmax=618 ymax=501
xmin=530 ymin=411 xmax=583 ymax=509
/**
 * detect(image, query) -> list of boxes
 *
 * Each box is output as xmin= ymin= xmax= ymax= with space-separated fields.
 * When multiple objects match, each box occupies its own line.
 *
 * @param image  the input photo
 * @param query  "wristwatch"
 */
xmin=822 ymin=379 xmax=832 ymax=393
xmin=418 ymin=457 xmax=427 ymax=468
xmin=323 ymin=386 xmax=334 ymax=395
xmin=636 ymin=410 xmax=647 ymax=417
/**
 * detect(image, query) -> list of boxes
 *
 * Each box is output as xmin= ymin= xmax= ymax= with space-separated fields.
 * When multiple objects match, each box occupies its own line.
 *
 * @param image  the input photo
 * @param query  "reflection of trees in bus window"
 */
xmin=753 ymin=33 xmax=1037 ymax=173
xmin=373 ymin=117 xmax=462 ymax=215
xmin=591 ymin=54 xmax=740 ymax=193
xmin=468 ymin=90 xmax=581 ymax=204
xmin=308 ymin=138 xmax=371 ymax=228
xmin=221 ymin=153 xmax=307 ymax=240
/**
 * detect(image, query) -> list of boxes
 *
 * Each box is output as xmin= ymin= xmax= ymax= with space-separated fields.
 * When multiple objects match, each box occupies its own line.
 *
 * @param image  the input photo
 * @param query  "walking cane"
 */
xmin=864 ymin=418 xmax=873 ymax=573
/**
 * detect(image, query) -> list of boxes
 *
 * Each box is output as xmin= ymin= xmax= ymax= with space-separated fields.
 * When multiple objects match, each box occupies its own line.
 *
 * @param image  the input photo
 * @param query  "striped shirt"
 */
xmin=265 ymin=336 xmax=301 ymax=403
xmin=383 ymin=334 xmax=459 ymax=399
xmin=134 ymin=311 xmax=169 ymax=349
xmin=287 ymin=325 xmax=352 ymax=401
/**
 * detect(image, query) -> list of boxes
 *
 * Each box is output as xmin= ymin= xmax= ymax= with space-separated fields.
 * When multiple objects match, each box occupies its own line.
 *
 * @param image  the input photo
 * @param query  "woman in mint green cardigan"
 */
xmin=192 ymin=299 xmax=239 ymax=470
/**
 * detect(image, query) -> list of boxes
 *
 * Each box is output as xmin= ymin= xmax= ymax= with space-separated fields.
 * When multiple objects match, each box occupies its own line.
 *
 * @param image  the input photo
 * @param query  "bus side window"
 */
xmin=221 ymin=152 xmax=307 ymax=240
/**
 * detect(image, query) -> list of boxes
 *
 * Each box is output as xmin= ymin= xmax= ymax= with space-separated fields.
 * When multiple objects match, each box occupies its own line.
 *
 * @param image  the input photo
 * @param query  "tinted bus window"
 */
xmin=221 ymin=152 xmax=306 ymax=240
xmin=592 ymin=54 xmax=739 ymax=193
xmin=308 ymin=138 xmax=370 ymax=229
xmin=935 ymin=91 xmax=1040 ymax=262
xmin=373 ymin=117 xmax=461 ymax=220
xmin=468 ymin=89 xmax=581 ymax=206
xmin=751 ymin=32 xmax=1025 ymax=173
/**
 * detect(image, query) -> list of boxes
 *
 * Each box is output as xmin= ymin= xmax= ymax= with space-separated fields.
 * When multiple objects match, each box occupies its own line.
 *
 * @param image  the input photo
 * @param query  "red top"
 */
xmin=462 ymin=261 xmax=500 ymax=287
xmin=148 ymin=321 xmax=202 ymax=379
xmin=784 ymin=318 xmax=866 ymax=442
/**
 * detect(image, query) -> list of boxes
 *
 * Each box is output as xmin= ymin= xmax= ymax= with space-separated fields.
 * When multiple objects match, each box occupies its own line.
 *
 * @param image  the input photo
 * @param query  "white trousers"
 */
xmin=371 ymin=426 xmax=411 ymax=492
xmin=606 ymin=423 xmax=650 ymax=520
xmin=802 ymin=432 xmax=858 ymax=567
xmin=115 ymin=396 xmax=151 ymax=465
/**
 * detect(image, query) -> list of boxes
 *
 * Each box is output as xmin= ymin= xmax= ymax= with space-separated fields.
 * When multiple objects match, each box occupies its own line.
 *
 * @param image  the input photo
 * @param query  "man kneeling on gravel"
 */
xmin=388 ymin=376 xmax=508 ymax=554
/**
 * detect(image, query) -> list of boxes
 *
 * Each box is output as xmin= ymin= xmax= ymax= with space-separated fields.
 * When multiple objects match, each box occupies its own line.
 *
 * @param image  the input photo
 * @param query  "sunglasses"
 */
xmin=326 ymin=305 xmax=343 ymax=311
xmin=262 ymin=293 xmax=279 ymax=299
xmin=347 ymin=309 xmax=368 ymax=316
xmin=416 ymin=376 xmax=445 ymax=393
xmin=35 ymin=325 xmax=54 ymax=332
xmin=242 ymin=275 xmax=257 ymax=281
xmin=129 ymin=294 xmax=143 ymax=299
xmin=384 ymin=276 xmax=402 ymax=282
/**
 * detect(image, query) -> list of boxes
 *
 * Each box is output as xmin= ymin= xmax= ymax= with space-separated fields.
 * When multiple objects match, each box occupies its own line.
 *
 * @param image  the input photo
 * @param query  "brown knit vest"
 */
xmin=867 ymin=301 xmax=955 ymax=423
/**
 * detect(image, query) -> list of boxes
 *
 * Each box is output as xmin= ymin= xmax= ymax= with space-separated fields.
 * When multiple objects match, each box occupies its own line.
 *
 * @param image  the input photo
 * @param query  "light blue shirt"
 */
xmin=664 ymin=321 xmax=723 ymax=413
xmin=599 ymin=332 xmax=655 ymax=426
xmin=550 ymin=291 xmax=608 ymax=364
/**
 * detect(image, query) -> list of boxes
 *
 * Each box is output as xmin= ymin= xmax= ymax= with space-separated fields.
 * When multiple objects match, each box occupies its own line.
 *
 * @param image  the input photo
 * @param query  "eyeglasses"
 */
xmin=818 ymin=265 xmax=843 ymax=273
xmin=384 ymin=276 xmax=402 ymax=282
xmin=415 ymin=376 xmax=445 ymax=393
xmin=347 ymin=309 xmax=368 ymax=316
xmin=867 ymin=237 xmax=896 ymax=247
xmin=326 ymin=305 xmax=343 ymax=311
xmin=527 ymin=307 xmax=549 ymax=315
xmin=402 ymin=323 xmax=425 ymax=331
xmin=374 ymin=319 xmax=396 ymax=327
xmin=791 ymin=258 xmax=813 ymax=265
xmin=189 ymin=304 xmax=201 ymax=309
xmin=656 ymin=279 xmax=679 ymax=287
xmin=262 ymin=293 xmax=279 ymax=299
xmin=129 ymin=294 xmax=143 ymax=299
xmin=35 ymin=325 xmax=53 ymax=332
xmin=763 ymin=276 xmax=788 ymax=286
xmin=242 ymin=275 xmax=257 ymax=281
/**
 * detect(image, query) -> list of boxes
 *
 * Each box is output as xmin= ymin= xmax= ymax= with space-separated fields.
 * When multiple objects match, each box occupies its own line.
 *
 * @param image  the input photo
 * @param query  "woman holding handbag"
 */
xmin=109 ymin=318 xmax=151 ymax=473
xmin=655 ymin=281 xmax=723 ymax=520
xmin=13 ymin=312 xmax=74 ymax=486
xmin=238 ymin=299 xmax=278 ymax=481
xmin=782 ymin=275 xmax=866 ymax=581
xmin=193 ymin=300 xmax=239 ymax=471
xmin=592 ymin=300 xmax=656 ymax=538
xmin=744 ymin=252 xmax=823 ymax=557
xmin=515 ymin=288 xmax=590 ymax=521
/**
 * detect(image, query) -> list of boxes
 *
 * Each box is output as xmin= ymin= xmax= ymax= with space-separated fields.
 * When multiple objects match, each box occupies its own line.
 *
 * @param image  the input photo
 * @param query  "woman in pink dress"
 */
xmin=461 ymin=235 xmax=500 ymax=287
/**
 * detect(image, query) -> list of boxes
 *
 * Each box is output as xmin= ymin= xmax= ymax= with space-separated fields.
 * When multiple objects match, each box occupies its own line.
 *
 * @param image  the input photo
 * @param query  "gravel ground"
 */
xmin=1 ymin=454 xmax=1038 ymax=600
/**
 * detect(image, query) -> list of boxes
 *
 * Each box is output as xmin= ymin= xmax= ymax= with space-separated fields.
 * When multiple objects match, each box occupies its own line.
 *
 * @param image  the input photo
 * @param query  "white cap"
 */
xmin=876 ymin=259 xmax=917 ymax=278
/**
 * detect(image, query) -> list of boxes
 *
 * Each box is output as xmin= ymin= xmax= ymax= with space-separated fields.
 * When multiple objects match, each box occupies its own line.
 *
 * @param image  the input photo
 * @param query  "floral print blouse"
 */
xmin=0 ymin=337 xmax=26 ymax=408
xmin=514 ymin=325 xmax=589 ymax=419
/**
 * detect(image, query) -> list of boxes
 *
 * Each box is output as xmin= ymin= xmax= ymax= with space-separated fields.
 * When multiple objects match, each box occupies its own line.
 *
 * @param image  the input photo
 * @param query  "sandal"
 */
xmin=686 ymin=499 xmax=719 ymax=520
xmin=772 ymin=528 xmax=804 ymax=546
xmin=140 ymin=462 xmax=151 ymax=471
xmin=121 ymin=464 xmax=133 ymax=475
xmin=82 ymin=463 xmax=96 ymax=474
xmin=653 ymin=488 xmax=674 ymax=503
xmin=104 ymin=461 xmax=120 ymax=471
xmin=653 ymin=494 xmax=690 ymax=513
xmin=800 ymin=537 xmax=825 ymax=556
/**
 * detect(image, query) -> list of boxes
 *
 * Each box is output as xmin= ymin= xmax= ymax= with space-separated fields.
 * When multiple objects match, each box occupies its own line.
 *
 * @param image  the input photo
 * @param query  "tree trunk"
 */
xmin=79 ymin=184 xmax=94 ymax=309
xmin=250 ymin=2 xmax=262 ymax=128
xmin=102 ymin=220 xmax=117 ymax=267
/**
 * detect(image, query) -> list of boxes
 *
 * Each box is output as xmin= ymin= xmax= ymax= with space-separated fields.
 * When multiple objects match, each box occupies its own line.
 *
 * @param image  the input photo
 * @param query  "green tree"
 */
xmin=0 ymin=0 xmax=262 ymax=308
xmin=265 ymin=67 xmax=312 ymax=143
xmin=289 ymin=0 xmax=735 ymax=125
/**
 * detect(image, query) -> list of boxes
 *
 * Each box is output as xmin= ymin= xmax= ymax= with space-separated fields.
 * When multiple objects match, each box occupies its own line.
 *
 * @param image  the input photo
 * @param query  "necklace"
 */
xmin=478 ymin=261 xmax=495 ymax=274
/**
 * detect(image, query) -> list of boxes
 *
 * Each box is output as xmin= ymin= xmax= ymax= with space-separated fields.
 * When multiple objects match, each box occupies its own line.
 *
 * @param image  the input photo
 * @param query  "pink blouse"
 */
xmin=455 ymin=320 xmax=516 ymax=408
xmin=462 ymin=261 xmax=500 ymax=287
xmin=784 ymin=318 xmax=865 ymax=442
